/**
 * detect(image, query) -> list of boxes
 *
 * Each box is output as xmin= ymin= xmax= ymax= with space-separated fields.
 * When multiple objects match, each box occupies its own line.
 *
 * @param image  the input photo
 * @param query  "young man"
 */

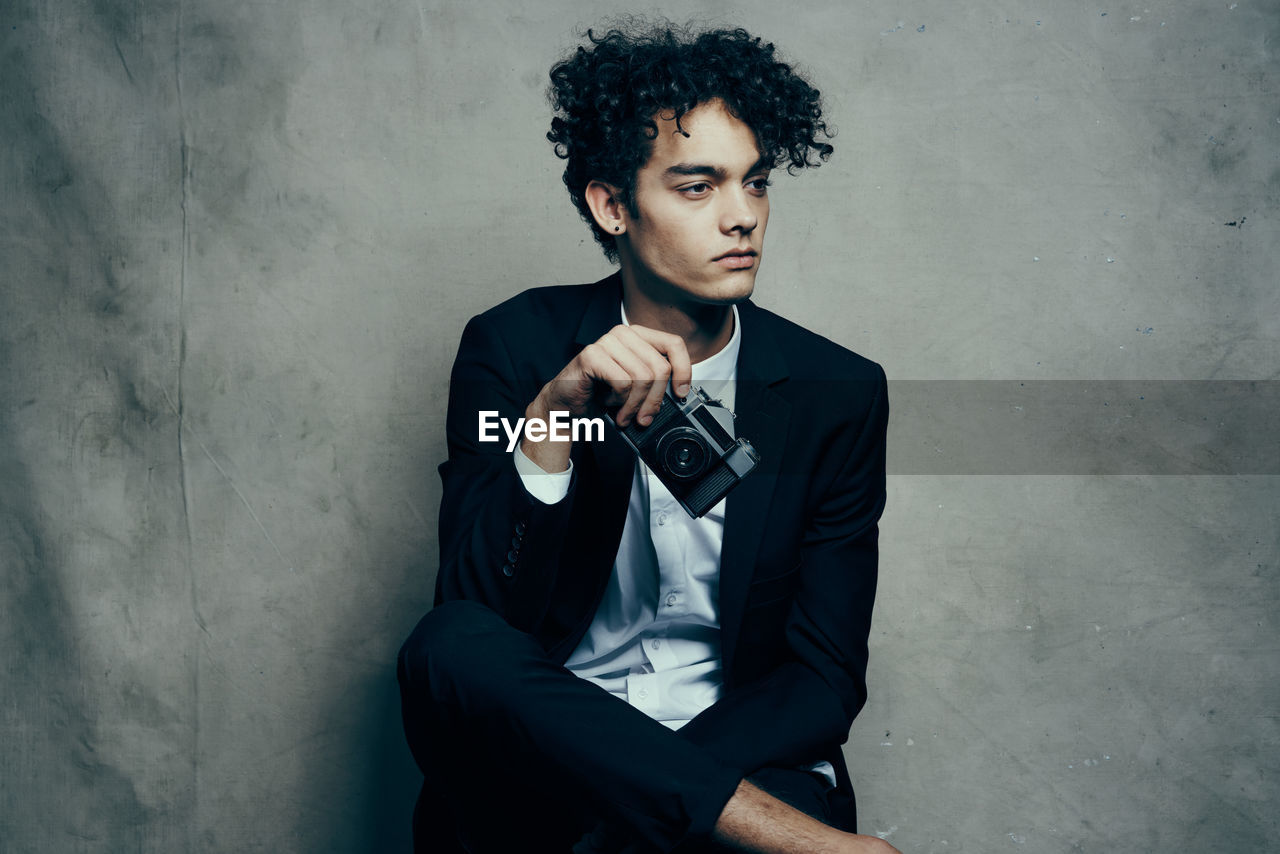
xmin=398 ymin=24 xmax=898 ymax=854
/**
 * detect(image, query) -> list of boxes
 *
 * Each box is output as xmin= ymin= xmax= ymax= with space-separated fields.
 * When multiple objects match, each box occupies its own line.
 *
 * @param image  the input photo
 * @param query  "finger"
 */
xmin=627 ymin=325 xmax=692 ymax=398
xmin=595 ymin=333 xmax=655 ymax=425
xmin=611 ymin=327 xmax=673 ymax=425
xmin=574 ymin=342 xmax=635 ymax=412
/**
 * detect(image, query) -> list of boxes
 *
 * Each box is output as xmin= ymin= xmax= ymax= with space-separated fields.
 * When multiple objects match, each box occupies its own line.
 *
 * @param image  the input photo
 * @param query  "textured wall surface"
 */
xmin=1 ymin=1 xmax=1275 ymax=852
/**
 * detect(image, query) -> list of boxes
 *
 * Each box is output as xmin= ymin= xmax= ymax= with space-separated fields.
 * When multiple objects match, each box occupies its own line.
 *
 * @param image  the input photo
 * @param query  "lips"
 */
xmin=713 ymin=249 xmax=757 ymax=269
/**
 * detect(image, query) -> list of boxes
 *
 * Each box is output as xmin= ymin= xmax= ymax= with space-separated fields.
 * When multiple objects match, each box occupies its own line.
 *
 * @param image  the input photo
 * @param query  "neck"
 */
xmin=618 ymin=267 xmax=737 ymax=363
xmin=621 ymin=287 xmax=735 ymax=364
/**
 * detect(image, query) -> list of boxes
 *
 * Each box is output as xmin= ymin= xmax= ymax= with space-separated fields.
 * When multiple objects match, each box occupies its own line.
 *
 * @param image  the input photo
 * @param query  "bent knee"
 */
xmin=397 ymin=600 xmax=513 ymax=695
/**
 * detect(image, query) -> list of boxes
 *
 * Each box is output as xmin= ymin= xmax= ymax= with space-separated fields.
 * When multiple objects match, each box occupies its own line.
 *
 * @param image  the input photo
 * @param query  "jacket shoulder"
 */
xmin=471 ymin=282 xmax=600 ymax=334
xmin=746 ymin=302 xmax=885 ymax=383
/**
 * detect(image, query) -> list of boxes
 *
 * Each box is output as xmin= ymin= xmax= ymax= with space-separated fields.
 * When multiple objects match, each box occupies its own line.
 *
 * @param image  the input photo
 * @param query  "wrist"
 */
xmin=525 ymin=387 xmax=553 ymax=424
xmin=520 ymin=388 xmax=571 ymax=473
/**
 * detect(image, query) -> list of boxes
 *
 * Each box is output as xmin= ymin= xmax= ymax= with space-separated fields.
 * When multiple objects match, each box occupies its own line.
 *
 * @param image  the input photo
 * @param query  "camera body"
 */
xmin=616 ymin=385 xmax=760 ymax=518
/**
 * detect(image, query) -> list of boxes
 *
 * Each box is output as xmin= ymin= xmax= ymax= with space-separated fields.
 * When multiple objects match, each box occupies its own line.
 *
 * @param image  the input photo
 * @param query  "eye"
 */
xmin=678 ymin=182 xmax=712 ymax=197
xmin=747 ymin=176 xmax=773 ymax=194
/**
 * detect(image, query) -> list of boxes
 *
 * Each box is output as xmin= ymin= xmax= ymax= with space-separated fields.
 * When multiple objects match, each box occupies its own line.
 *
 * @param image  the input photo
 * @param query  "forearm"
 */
xmin=518 ymin=386 xmax=573 ymax=474
xmin=679 ymin=661 xmax=855 ymax=775
xmin=712 ymin=779 xmax=899 ymax=854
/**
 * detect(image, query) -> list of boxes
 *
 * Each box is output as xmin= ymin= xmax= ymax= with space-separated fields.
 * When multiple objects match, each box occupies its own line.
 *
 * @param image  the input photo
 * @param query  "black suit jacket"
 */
xmin=433 ymin=273 xmax=888 ymax=826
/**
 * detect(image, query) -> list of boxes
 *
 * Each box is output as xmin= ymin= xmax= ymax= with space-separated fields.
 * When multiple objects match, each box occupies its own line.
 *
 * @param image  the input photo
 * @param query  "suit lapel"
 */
xmin=719 ymin=301 xmax=790 ymax=681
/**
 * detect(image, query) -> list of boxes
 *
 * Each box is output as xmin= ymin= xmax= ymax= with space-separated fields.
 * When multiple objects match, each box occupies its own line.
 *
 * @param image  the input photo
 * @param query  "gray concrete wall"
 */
xmin=1 ymin=1 xmax=1275 ymax=851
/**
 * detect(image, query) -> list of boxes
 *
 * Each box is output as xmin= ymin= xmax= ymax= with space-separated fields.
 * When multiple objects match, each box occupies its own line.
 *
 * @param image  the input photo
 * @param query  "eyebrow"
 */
xmin=664 ymin=157 xmax=773 ymax=181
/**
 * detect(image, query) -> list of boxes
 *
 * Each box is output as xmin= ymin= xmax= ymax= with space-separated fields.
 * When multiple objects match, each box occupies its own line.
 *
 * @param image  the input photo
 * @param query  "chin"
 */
xmin=706 ymin=274 xmax=756 ymax=304
xmin=683 ymin=287 xmax=753 ymax=307
xmin=649 ymin=268 xmax=756 ymax=306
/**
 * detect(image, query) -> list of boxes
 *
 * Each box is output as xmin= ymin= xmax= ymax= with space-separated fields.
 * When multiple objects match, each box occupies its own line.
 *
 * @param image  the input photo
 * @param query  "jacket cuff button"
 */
xmin=501 ymin=564 xmax=515 ymax=577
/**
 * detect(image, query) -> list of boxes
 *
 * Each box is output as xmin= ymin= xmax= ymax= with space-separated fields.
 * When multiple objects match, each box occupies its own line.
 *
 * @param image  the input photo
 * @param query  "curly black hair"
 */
xmin=547 ymin=21 xmax=835 ymax=261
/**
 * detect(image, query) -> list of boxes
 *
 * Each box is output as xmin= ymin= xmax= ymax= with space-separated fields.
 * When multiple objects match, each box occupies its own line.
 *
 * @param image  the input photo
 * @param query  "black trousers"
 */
xmin=397 ymin=600 xmax=839 ymax=853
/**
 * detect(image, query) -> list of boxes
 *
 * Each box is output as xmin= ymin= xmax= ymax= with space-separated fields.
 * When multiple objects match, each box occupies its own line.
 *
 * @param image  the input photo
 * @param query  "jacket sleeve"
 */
xmin=678 ymin=366 xmax=889 ymax=774
xmin=432 ymin=313 xmax=577 ymax=632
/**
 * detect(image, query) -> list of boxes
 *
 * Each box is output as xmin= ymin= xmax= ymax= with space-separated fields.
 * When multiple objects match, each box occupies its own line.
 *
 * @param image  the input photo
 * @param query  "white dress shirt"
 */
xmin=564 ymin=304 xmax=739 ymax=731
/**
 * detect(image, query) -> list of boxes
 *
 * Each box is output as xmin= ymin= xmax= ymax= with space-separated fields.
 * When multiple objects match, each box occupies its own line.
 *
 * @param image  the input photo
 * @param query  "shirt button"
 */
xmin=657 ymin=512 xmax=668 ymax=526
xmin=665 ymin=592 xmax=677 ymax=607
xmin=651 ymin=639 xmax=661 ymax=650
xmin=637 ymin=689 xmax=649 ymax=700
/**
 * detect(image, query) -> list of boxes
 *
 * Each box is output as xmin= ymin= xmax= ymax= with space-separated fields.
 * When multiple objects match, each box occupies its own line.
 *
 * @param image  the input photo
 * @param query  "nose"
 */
xmin=719 ymin=186 xmax=759 ymax=234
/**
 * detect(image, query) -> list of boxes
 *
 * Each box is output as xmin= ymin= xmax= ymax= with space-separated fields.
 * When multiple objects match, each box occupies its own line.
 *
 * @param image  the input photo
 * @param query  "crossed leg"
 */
xmin=397 ymin=600 xmax=898 ymax=854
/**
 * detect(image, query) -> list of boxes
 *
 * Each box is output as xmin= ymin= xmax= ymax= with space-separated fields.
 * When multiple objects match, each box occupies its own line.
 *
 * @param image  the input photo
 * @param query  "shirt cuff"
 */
xmin=802 ymin=760 xmax=837 ymax=789
xmin=512 ymin=444 xmax=573 ymax=504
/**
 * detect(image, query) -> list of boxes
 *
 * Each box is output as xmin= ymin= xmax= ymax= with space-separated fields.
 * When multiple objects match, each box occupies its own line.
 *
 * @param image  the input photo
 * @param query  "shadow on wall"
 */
xmin=354 ymin=551 xmax=435 ymax=851
xmin=2 ymin=0 xmax=193 ymax=845
xmin=0 ymin=407 xmax=171 ymax=848
xmin=362 ymin=674 xmax=423 ymax=851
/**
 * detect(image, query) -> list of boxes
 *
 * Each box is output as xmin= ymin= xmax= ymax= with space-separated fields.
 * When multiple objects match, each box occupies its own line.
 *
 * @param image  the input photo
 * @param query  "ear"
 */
xmin=584 ymin=180 xmax=627 ymax=235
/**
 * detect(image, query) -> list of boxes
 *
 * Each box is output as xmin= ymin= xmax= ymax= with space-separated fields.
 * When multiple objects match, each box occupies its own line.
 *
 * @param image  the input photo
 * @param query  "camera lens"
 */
xmin=657 ymin=428 xmax=710 ymax=480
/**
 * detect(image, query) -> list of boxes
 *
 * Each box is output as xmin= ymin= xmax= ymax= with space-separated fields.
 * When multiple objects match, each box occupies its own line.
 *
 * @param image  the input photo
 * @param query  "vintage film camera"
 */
xmin=615 ymin=385 xmax=760 ymax=518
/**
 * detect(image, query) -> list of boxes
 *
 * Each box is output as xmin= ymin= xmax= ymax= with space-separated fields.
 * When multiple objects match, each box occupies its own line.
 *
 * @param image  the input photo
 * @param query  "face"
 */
xmin=612 ymin=99 xmax=771 ymax=308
